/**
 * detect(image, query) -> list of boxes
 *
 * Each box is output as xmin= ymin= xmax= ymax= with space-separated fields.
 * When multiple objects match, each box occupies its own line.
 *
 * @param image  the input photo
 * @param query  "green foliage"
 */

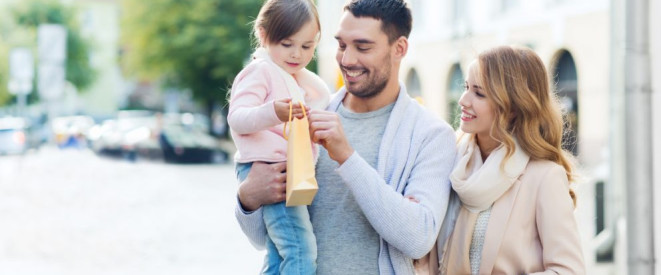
xmin=120 ymin=0 xmax=262 ymax=106
xmin=0 ymin=44 xmax=11 ymax=106
xmin=0 ymin=7 xmax=21 ymax=106
xmin=12 ymin=0 xmax=96 ymax=92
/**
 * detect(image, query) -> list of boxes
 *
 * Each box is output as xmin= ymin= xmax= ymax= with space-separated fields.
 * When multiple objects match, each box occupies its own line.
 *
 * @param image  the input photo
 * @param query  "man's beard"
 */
xmin=343 ymin=59 xmax=390 ymax=99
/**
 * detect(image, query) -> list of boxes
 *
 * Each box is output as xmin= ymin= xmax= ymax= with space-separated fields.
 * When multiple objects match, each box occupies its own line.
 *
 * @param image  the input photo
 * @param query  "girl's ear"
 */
xmin=257 ymin=27 xmax=267 ymax=47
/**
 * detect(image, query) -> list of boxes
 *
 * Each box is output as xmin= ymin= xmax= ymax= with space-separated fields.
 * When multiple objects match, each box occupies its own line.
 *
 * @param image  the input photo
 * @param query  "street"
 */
xmin=0 ymin=146 xmax=263 ymax=274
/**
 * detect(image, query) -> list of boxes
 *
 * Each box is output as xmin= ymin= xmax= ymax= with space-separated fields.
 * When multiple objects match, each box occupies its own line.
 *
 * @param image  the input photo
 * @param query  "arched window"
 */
xmin=552 ymin=50 xmax=579 ymax=155
xmin=406 ymin=69 xmax=423 ymax=104
xmin=447 ymin=63 xmax=464 ymax=129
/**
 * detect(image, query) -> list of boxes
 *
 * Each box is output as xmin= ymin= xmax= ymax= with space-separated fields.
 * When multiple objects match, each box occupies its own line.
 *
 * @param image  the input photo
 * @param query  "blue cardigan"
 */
xmin=235 ymin=83 xmax=457 ymax=274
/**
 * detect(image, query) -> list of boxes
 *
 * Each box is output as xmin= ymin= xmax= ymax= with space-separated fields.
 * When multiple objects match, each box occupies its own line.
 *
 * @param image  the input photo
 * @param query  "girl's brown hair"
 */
xmin=254 ymin=0 xmax=320 ymax=46
xmin=477 ymin=45 xmax=577 ymax=206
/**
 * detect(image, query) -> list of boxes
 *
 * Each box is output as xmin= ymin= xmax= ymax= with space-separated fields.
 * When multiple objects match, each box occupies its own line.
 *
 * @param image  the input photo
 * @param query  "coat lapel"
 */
xmin=478 ymin=179 xmax=523 ymax=273
xmin=441 ymin=208 xmax=477 ymax=274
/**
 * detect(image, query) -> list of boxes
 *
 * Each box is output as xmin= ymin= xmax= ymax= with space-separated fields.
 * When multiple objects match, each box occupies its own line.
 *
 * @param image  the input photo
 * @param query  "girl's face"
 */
xmin=264 ymin=20 xmax=319 ymax=75
xmin=458 ymin=62 xmax=496 ymax=142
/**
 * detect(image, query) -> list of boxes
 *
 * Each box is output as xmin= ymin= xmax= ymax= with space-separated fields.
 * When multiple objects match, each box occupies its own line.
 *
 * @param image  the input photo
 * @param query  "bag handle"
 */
xmin=282 ymin=100 xmax=306 ymax=141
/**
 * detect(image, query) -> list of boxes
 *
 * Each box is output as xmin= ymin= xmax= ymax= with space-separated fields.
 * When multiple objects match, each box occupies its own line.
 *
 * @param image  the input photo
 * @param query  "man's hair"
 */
xmin=254 ymin=0 xmax=320 ymax=45
xmin=344 ymin=0 xmax=412 ymax=44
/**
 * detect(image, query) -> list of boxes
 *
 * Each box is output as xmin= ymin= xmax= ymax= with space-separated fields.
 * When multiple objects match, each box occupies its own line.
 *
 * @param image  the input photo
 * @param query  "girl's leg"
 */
xmin=260 ymin=238 xmax=281 ymax=275
xmin=235 ymin=162 xmax=284 ymax=274
xmin=262 ymin=203 xmax=316 ymax=275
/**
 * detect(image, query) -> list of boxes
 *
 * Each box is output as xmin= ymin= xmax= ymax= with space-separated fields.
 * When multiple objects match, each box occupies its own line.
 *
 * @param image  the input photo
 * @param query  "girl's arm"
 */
xmin=228 ymin=65 xmax=282 ymax=135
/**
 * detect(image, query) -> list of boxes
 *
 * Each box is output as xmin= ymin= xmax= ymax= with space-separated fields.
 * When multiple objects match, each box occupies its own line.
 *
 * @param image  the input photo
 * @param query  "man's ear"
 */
xmin=392 ymin=36 xmax=408 ymax=61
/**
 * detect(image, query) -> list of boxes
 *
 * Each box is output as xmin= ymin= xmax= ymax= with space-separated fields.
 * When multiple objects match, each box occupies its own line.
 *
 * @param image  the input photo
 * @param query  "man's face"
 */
xmin=334 ymin=12 xmax=392 ymax=98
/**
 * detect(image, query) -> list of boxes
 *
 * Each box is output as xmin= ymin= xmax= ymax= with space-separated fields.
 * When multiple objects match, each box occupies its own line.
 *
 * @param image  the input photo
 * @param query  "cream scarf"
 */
xmin=450 ymin=134 xmax=530 ymax=212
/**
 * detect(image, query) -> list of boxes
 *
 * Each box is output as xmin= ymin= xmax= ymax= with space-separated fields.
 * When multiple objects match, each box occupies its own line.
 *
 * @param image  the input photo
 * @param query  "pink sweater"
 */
xmin=228 ymin=49 xmax=330 ymax=163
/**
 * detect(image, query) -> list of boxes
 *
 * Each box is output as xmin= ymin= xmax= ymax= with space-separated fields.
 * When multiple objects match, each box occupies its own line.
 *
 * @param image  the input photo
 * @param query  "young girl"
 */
xmin=438 ymin=46 xmax=585 ymax=274
xmin=228 ymin=0 xmax=328 ymax=274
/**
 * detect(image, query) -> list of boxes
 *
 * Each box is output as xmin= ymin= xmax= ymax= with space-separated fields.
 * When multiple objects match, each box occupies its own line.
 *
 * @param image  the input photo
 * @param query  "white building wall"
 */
xmin=77 ymin=0 xmax=123 ymax=116
xmin=651 ymin=0 xmax=661 ymax=273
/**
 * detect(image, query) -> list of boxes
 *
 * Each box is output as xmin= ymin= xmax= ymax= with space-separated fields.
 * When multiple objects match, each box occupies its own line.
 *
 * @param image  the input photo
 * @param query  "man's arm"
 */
xmin=309 ymin=110 xmax=457 ymax=259
xmin=234 ymin=162 xmax=287 ymax=249
xmin=336 ymin=131 xmax=455 ymax=259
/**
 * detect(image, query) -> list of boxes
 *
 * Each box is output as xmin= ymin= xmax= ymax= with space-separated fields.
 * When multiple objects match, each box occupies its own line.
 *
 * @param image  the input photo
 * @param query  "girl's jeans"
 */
xmin=236 ymin=162 xmax=317 ymax=275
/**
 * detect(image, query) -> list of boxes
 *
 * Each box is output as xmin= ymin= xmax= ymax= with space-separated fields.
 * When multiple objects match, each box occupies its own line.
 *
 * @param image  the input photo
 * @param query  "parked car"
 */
xmin=51 ymin=115 xmax=95 ymax=149
xmin=0 ymin=116 xmax=41 ymax=155
xmin=90 ymin=115 xmax=161 ymax=160
xmin=159 ymin=123 xmax=227 ymax=164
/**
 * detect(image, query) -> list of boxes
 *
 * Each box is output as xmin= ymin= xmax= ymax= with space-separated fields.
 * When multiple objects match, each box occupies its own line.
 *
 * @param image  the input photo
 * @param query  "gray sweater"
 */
xmin=235 ymin=83 xmax=457 ymax=274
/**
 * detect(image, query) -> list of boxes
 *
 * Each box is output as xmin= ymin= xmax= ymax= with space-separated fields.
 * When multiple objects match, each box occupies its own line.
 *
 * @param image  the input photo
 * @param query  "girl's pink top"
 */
xmin=228 ymin=48 xmax=330 ymax=163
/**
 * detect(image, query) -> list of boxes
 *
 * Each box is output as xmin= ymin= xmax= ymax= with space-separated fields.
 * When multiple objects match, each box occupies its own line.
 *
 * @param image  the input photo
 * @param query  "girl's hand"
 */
xmin=274 ymin=98 xmax=309 ymax=122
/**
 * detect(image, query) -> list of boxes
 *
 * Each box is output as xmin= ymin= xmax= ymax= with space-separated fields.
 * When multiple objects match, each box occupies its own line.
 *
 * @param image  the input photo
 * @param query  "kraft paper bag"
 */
xmin=284 ymin=101 xmax=318 ymax=206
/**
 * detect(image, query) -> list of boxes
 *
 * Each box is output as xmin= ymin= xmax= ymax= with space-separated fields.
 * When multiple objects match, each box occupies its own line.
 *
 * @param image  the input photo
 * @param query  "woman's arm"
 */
xmin=532 ymin=164 xmax=585 ymax=275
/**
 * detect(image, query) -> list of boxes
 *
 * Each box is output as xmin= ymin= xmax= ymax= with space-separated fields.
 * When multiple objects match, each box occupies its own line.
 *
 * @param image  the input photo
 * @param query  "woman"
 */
xmin=439 ymin=46 xmax=585 ymax=274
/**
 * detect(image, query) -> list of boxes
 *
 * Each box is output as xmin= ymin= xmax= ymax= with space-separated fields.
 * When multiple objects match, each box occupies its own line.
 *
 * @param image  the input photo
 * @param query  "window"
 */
xmin=406 ymin=69 xmax=423 ymax=104
xmin=447 ymin=64 xmax=464 ymax=129
xmin=552 ymin=50 xmax=579 ymax=155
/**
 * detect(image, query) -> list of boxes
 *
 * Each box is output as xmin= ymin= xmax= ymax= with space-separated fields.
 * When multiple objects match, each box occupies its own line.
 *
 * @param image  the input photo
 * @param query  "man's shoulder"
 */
xmin=405 ymin=100 xmax=453 ymax=133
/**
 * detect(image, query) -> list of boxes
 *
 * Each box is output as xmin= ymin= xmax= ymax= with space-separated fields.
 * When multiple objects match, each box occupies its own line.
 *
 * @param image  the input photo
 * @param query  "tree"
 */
xmin=120 ymin=0 xmax=262 ymax=112
xmin=12 ymin=0 xmax=96 ymax=94
xmin=0 ymin=43 xmax=11 ymax=107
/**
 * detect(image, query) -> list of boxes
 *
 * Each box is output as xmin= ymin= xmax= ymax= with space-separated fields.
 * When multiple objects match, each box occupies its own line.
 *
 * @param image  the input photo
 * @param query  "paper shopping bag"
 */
xmin=284 ymin=101 xmax=318 ymax=206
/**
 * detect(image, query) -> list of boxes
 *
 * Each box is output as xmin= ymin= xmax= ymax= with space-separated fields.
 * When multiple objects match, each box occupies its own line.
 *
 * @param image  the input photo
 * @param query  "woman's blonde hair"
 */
xmin=477 ymin=45 xmax=576 ymax=205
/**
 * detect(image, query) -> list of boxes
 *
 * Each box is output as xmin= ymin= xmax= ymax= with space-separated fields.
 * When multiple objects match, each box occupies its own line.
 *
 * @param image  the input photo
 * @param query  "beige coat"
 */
xmin=439 ymin=160 xmax=585 ymax=275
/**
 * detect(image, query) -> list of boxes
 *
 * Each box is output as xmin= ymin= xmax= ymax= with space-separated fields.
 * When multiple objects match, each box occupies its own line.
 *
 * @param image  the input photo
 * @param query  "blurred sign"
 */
xmin=38 ymin=24 xmax=67 ymax=100
xmin=8 ymin=48 xmax=34 ymax=95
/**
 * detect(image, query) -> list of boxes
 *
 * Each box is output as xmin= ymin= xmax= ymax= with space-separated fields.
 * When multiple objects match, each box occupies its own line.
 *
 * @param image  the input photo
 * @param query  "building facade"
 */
xmin=316 ymin=0 xmax=659 ymax=274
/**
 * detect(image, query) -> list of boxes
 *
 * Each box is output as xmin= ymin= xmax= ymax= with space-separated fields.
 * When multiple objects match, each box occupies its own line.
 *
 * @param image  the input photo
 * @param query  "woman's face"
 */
xmin=458 ymin=62 xmax=496 ymax=141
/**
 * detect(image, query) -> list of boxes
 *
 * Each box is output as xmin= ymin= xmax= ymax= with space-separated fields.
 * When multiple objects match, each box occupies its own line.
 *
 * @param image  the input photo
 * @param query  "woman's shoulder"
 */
xmin=520 ymin=159 xmax=569 ymax=189
xmin=525 ymin=159 xmax=565 ymax=174
xmin=407 ymin=102 xmax=454 ymax=136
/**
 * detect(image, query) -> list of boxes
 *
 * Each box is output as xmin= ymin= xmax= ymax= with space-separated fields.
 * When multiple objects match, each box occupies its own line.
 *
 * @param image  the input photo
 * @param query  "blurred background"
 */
xmin=0 ymin=0 xmax=658 ymax=274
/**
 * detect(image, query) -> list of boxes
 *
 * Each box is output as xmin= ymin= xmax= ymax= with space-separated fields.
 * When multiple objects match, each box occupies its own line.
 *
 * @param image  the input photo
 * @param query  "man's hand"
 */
xmin=237 ymin=162 xmax=287 ymax=211
xmin=308 ymin=110 xmax=354 ymax=164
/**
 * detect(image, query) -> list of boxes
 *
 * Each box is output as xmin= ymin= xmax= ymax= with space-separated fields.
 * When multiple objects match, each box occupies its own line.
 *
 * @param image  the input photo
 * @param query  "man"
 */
xmin=235 ymin=0 xmax=457 ymax=273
